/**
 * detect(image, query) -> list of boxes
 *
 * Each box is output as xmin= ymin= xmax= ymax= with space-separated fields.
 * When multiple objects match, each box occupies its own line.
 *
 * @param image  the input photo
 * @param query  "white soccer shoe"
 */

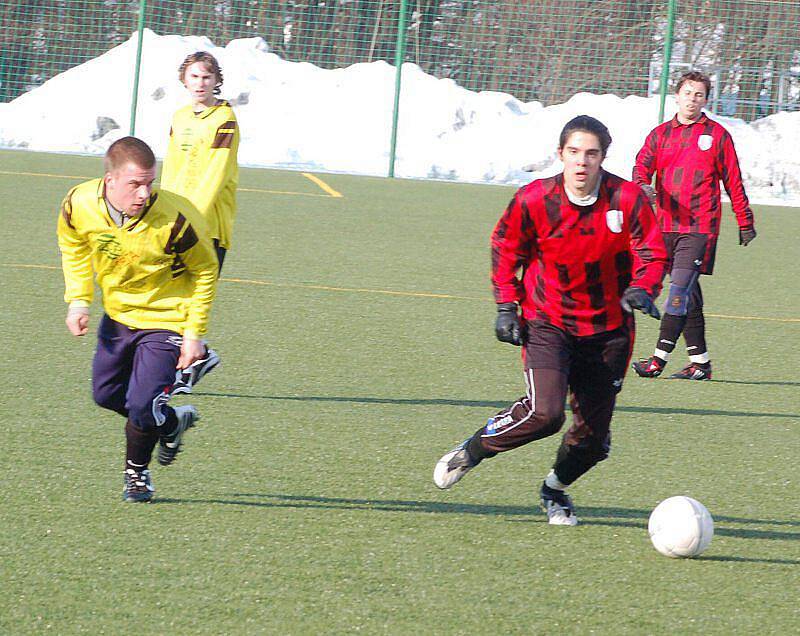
xmin=540 ymin=483 xmax=578 ymax=526
xmin=542 ymin=501 xmax=579 ymax=526
xmin=433 ymin=440 xmax=476 ymax=490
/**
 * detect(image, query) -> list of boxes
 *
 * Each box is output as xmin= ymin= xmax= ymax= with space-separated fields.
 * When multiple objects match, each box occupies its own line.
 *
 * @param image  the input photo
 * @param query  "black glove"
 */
xmin=621 ymin=287 xmax=661 ymax=320
xmin=495 ymin=302 xmax=523 ymax=346
xmin=739 ymin=226 xmax=756 ymax=246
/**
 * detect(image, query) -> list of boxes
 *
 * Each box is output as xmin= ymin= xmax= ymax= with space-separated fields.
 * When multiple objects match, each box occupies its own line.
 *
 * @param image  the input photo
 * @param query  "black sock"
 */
xmin=467 ymin=429 xmax=497 ymax=463
xmin=125 ymin=419 xmax=159 ymax=471
xmin=656 ymin=313 xmax=687 ymax=355
xmin=552 ymin=441 xmax=607 ymax=486
xmin=683 ymin=311 xmax=708 ymax=360
xmin=159 ymin=407 xmax=179 ymax=437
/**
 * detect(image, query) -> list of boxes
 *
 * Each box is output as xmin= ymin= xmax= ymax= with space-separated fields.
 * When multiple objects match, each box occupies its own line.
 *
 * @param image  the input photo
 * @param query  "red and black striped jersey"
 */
xmin=633 ymin=114 xmax=754 ymax=236
xmin=491 ymin=171 xmax=667 ymax=336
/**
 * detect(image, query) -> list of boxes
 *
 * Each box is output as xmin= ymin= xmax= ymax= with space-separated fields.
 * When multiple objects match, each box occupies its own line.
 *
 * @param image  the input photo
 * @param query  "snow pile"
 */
xmin=1 ymin=29 xmax=797 ymax=204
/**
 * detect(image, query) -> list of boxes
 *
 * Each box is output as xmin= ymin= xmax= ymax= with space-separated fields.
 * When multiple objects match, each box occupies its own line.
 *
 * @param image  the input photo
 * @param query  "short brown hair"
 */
xmin=559 ymin=115 xmax=612 ymax=157
xmin=676 ymin=71 xmax=711 ymax=98
xmin=104 ymin=136 xmax=156 ymax=173
xmin=178 ymin=51 xmax=223 ymax=95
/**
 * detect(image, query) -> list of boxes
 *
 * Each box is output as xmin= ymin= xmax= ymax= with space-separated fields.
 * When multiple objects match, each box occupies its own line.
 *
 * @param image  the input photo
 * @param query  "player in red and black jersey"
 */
xmin=632 ymin=71 xmax=756 ymax=381
xmin=433 ymin=116 xmax=668 ymax=526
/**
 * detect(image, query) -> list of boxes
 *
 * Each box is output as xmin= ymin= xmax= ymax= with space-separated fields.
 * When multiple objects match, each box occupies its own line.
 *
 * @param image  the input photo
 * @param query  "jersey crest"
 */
xmin=605 ymin=209 xmax=623 ymax=233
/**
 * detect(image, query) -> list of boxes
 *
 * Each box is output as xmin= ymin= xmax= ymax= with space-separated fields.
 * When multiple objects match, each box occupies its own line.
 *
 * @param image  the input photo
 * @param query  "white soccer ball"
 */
xmin=648 ymin=496 xmax=714 ymax=558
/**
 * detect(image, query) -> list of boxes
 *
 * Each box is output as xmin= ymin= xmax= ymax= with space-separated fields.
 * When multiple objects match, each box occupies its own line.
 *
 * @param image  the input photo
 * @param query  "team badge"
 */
xmin=606 ymin=209 xmax=623 ymax=233
xmin=697 ymin=134 xmax=713 ymax=151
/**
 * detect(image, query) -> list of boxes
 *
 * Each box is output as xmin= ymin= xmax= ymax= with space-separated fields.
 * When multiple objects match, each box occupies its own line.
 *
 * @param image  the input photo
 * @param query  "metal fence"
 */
xmin=1 ymin=0 xmax=799 ymax=170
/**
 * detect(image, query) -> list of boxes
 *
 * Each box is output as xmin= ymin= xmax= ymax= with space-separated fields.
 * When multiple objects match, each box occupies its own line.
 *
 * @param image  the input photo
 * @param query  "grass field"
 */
xmin=1 ymin=149 xmax=798 ymax=634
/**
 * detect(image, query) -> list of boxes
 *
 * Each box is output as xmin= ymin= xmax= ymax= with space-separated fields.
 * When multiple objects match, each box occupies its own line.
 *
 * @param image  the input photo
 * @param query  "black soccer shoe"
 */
xmin=172 ymin=348 xmax=221 ymax=395
xmin=123 ymin=468 xmax=154 ymax=503
xmin=632 ymin=356 xmax=666 ymax=378
xmin=540 ymin=482 xmax=578 ymax=526
xmin=669 ymin=362 xmax=712 ymax=381
xmin=158 ymin=405 xmax=199 ymax=466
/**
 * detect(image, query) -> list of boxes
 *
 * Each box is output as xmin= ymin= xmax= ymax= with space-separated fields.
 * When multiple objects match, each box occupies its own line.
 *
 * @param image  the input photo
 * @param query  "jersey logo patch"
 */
xmin=697 ymin=134 xmax=713 ymax=151
xmin=605 ymin=209 xmax=623 ymax=233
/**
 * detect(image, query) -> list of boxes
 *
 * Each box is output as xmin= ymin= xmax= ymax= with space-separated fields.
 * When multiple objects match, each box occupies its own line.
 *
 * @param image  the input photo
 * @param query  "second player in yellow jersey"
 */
xmin=161 ymin=51 xmax=240 ymax=264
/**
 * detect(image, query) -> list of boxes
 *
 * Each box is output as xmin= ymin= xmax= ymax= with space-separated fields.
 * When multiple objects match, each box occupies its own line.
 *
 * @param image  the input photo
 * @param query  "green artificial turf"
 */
xmin=1 ymin=150 xmax=798 ymax=634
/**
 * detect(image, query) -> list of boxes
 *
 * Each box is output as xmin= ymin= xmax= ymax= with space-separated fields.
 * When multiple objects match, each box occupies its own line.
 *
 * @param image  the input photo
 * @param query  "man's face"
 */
xmin=676 ymin=80 xmax=708 ymax=122
xmin=183 ymin=61 xmax=218 ymax=108
xmin=104 ymin=162 xmax=156 ymax=217
xmin=558 ymin=130 xmax=604 ymax=194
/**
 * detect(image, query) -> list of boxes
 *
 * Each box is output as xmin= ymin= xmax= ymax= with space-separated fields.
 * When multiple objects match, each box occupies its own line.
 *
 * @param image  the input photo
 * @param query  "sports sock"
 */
xmin=125 ymin=419 xmax=159 ymax=470
xmin=159 ymin=407 xmax=179 ymax=436
xmin=467 ymin=431 xmax=497 ymax=463
xmin=545 ymin=469 xmax=567 ymax=491
xmin=551 ymin=442 xmax=602 ymax=486
xmin=683 ymin=309 xmax=707 ymax=360
xmin=655 ymin=313 xmax=686 ymax=357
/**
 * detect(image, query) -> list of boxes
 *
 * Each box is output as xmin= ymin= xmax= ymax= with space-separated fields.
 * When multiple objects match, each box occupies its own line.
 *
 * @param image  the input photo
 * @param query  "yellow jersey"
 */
xmin=57 ymin=178 xmax=218 ymax=339
xmin=161 ymin=101 xmax=239 ymax=249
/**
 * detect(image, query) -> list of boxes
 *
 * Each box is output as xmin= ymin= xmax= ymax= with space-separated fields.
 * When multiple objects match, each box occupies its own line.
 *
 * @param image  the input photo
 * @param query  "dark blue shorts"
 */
xmin=92 ymin=315 xmax=182 ymax=431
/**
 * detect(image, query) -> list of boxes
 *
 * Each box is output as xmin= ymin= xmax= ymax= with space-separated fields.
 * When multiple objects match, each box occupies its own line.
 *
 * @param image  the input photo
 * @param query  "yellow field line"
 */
xmin=222 ymin=276 xmax=475 ymax=300
xmin=5 ymin=263 xmax=800 ymax=322
xmin=0 ymin=169 xmax=342 ymax=199
xmin=238 ymin=186 xmax=332 ymax=198
xmin=702 ymin=313 xmax=800 ymax=323
xmin=0 ymin=169 xmax=91 ymax=180
xmin=301 ymin=172 xmax=343 ymax=198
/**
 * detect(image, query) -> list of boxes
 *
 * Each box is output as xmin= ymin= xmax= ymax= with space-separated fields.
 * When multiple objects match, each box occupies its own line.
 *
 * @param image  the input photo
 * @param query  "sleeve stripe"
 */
xmin=60 ymin=189 xmax=76 ymax=230
xmin=165 ymin=214 xmax=187 ymax=254
xmin=211 ymin=120 xmax=237 ymax=148
xmin=173 ymin=223 xmax=199 ymax=253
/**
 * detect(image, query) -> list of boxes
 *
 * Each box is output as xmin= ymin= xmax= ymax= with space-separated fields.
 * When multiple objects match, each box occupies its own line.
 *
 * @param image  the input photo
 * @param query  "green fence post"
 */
xmin=388 ymin=0 xmax=409 ymax=178
xmin=658 ymin=0 xmax=677 ymax=123
xmin=129 ymin=0 xmax=148 ymax=135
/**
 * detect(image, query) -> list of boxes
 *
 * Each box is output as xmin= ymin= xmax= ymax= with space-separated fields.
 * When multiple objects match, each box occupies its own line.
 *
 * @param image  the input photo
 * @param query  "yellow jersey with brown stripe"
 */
xmin=161 ymin=101 xmax=239 ymax=249
xmin=57 ymin=179 xmax=219 ymax=338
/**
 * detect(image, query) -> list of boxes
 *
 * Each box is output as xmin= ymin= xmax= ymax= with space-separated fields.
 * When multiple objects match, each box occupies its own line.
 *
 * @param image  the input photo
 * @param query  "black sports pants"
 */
xmin=470 ymin=318 xmax=634 ymax=485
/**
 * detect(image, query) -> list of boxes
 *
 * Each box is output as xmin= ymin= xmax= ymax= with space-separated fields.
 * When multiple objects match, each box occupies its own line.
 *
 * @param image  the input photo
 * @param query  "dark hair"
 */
xmin=178 ymin=51 xmax=224 ymax=95
xmin=675 ymin=71 xmax=711 ymax=98
xmin=104 ymin=136 xmax=156 ymax=172
xmin=558 ymin=115 xmax=612 ymax=157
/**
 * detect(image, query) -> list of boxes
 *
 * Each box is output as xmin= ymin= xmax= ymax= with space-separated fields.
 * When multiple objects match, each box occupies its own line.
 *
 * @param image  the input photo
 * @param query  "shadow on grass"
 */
xmin=198 ymin=392 xmax=507 ymax=409
xmin=197 ymin=392 xmax=798 ymax=419
xmin=615 ymin=405 xmax=797 ymax=419
xmin=709 ymin=379 xmax=800 ymax=388
xmin=693 ymin=554 xmax=799 ymax=565
xmin=157 ymin=493 xmax=800 ymax=542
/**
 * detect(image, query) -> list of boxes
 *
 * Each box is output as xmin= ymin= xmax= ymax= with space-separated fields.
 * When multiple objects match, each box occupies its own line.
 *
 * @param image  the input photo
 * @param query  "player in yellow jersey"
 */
xmin=58 ymin=137 xmax=219 ymax=502
xmin=161 ymin=51 xmax=240 ymax=394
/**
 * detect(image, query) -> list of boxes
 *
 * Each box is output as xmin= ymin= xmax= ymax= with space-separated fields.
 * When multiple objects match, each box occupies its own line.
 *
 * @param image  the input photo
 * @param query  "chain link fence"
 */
xmin=1 ymin=1 xmax=799 ymax=173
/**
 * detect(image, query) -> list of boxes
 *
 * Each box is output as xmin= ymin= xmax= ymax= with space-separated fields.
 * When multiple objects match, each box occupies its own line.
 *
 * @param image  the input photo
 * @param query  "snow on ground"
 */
xmin=1 ymin=29 xmax=798 ymax=205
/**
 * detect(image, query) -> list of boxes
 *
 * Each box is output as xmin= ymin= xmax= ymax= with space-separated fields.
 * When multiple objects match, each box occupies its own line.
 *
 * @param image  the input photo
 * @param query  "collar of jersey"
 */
xmin=671 ymin=113 xmax=708 ymax=128
xmin=95 ymin=179 xmax=158 ymax=228
xmin=192 ymin=99 xmax=230 ymax=119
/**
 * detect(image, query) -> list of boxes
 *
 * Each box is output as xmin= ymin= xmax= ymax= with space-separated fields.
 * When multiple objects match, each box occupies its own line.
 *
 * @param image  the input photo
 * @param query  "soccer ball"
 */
xmin=648 ymin=496 xmax=714 ymax=558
